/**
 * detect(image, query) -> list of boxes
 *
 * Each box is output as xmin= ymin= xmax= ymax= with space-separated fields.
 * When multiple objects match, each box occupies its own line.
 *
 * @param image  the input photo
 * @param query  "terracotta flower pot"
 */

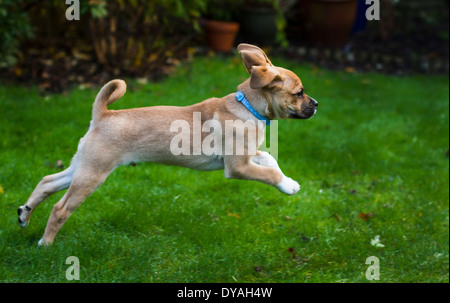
xmin=205 ymin=20 xmax=240 ymax=52
xmin=299 ymin=0 xmax=358 ymax=47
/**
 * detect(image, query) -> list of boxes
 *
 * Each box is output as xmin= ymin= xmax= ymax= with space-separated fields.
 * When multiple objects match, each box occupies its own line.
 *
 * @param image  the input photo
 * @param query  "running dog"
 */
xmin=18 ymin=44 xmax=318 ymax=245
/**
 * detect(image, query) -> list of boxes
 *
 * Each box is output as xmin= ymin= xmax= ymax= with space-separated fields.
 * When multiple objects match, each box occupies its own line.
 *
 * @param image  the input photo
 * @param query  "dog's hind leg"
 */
xmin=38 ymin=162 xmax=115 ymax=246
xmin=18 ymin=155 xmax=79 ymax=228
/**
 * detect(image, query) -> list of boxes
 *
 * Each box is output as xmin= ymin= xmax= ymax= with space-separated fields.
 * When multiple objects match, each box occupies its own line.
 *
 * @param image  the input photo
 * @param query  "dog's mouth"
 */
xmin=289 ymin=108 xmax=316 ymax=119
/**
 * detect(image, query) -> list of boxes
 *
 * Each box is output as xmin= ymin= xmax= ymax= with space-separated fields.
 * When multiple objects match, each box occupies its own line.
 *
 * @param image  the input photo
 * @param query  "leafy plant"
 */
xmin=83 ymin=0 xmax=208 ymax=74
xmin=0 ymin=0 xmax=208 ymax=77
xmin=205 ymin=0 xmax=244 ymax=22
xmin=0 ymin=0 xmax=34 ymax=68
xmin=242 ymin=0 xmax=293 ymax=46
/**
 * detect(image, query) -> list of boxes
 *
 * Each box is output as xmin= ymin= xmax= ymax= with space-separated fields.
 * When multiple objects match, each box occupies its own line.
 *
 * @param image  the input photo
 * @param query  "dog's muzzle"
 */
xmin=290 ymin=96 xmax=318 ymax=119
xmin=309 ymin=97 xmax=318 ymax=108
xmin=306 ymin=96 xmax=318 ymax=117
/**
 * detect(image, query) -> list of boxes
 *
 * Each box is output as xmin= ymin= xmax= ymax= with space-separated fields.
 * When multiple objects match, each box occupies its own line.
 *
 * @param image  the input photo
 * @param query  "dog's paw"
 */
xmin=38 ymin=238 xmax=50 ymax=247
xmin=276 ymin=176 xmax=300 ymax=195
xmin=17 ymin=205 xmax=32 ymax=228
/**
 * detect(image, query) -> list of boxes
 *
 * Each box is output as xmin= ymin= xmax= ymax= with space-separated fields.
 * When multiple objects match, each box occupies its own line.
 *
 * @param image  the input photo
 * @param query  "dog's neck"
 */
xmin=237 ymin=79 xmax=275 ymax=120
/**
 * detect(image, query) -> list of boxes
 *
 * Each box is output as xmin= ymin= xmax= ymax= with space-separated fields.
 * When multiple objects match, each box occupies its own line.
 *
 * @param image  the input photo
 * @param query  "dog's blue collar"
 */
xmin=235 ymin=91 xmax=271 ymax=126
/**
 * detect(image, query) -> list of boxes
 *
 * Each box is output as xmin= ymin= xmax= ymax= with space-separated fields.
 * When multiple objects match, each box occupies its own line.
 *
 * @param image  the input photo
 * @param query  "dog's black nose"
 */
xmin=309 ymin=97 xmax=318 ymax=108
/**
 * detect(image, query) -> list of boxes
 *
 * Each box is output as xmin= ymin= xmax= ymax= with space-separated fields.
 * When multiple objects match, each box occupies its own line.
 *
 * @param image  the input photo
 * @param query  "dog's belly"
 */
xmin=154 ymin=154 xmax=225 ymax=171
xmin=121 ymin=149 xmax=225 ymax=171
xmin=183 ymin=154 xmax=225 ymax=171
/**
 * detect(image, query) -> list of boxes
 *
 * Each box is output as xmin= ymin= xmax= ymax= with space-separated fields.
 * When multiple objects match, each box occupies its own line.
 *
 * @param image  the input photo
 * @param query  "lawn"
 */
xmin=0 ymin=55 xmax=448 ymax=283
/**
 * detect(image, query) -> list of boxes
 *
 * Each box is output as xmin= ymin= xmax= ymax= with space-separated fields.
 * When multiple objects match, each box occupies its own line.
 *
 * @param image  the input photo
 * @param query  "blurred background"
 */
xmin=0 ymin=0 xmax=448 ymax=93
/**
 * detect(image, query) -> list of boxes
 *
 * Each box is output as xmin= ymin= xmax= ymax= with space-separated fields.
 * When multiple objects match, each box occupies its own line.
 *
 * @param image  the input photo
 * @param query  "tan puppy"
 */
xmin=17 ymin=44 xmax=318 ymax=246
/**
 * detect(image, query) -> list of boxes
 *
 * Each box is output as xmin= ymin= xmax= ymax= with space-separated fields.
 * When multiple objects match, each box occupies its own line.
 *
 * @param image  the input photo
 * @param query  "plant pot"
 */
xmin=298 ymin=0 xmax=358 ymax=47
xmin=205 ymin=20 xmax=240 ymax=52
xmin=241 ymin=7 xmax=278 ymax=46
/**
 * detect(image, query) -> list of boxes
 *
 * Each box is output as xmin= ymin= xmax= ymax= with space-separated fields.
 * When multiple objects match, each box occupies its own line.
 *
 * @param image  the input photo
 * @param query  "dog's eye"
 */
xmin=295 ymin=90 xmax=304 ymax=98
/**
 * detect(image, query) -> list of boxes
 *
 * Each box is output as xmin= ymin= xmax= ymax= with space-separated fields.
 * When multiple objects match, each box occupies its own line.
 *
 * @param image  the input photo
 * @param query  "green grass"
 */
xmin=0 ymin=55 xmax=448 ymax=283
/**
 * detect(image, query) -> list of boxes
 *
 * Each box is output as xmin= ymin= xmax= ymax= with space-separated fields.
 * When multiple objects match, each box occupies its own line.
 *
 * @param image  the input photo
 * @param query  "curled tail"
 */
xmin=92 ymin=79 xmax=127 ymax=121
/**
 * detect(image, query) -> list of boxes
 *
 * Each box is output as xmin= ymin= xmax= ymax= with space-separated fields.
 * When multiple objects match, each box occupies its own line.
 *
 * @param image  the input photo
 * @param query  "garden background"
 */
xmin=0 ymin=0 xmax=448 ymax=283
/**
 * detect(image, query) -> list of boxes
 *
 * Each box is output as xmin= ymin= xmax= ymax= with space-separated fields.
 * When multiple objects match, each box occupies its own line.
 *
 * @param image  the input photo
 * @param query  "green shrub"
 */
xmin=81 ymin=0 xmax=208 ymax=75
xmin=0 ymin=0 xmax=207 ymax=75
xmin=0 ymin=0 xmax=34 ymax=68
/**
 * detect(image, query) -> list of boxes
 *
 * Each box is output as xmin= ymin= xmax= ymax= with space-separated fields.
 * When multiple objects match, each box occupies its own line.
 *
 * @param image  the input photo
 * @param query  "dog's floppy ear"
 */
xmin=250 ymin=66 xmax=283 ymax=90
xmin=238 ymin=43 xmax=273 ymax=73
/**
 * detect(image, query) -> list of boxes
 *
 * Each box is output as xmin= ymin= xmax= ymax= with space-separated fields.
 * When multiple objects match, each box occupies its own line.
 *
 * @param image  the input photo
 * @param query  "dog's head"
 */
xmin=238 ymin=43 xmax=318 ymax=120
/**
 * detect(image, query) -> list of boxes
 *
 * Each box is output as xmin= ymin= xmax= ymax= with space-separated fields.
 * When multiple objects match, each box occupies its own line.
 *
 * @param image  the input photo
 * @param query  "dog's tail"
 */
xmin=92 ymin=79 xmax=127 ymax=121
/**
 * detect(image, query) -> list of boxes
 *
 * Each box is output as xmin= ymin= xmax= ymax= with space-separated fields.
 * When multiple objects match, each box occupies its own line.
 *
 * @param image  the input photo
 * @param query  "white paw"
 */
xmin=17 ymin=205 xmax=31 ymax=228
xmin=276 ymin=176 xmax=300 ymax=195
xmin=38 ymin=238 xmax=52 ymax=246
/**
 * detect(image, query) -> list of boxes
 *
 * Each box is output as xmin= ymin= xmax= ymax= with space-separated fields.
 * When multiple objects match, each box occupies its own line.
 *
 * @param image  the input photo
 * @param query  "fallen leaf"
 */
xmin=72 ymin=50 xmax=92 ymax=61
xmin=38 ymin=82 xmax=51 ymax=90
xmin=333 ymin=213 xmax=341 ymax=222
xmin=288 ymin=247 xmax=297 ymax=259
xmin=187 ymin=47 xmax=196 ymax=55
xmin=345 ymin=66 xmax=356 ymax=73
xmin=0 ymin=184 xmax=4 ymax=194
xmin=371 ymin=235 xmax=385 ymax=248
xmin=136 ymin=77 xmax=148 ymax=85
xmin=358 ymin=212 xmax=374 ymax=221
xmin=78 ymin=83 xmax=92 ymax=90
xmin=227 ymin=211 xmax=241 ymax=219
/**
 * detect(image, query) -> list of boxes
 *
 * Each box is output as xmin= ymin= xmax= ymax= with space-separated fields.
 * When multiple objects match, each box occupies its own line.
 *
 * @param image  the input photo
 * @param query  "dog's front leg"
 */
xmin=224 ymin=155 xmax=300 ymax=195
xmin=251 ymin=151 xmax=282 ymax=172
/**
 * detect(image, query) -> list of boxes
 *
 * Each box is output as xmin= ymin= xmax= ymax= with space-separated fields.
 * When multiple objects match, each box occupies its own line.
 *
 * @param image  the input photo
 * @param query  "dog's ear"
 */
xmin=238 ymin=43 xmax=273 ymax=73
xmin=250 ymin=66 xmax=283 ymax=90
